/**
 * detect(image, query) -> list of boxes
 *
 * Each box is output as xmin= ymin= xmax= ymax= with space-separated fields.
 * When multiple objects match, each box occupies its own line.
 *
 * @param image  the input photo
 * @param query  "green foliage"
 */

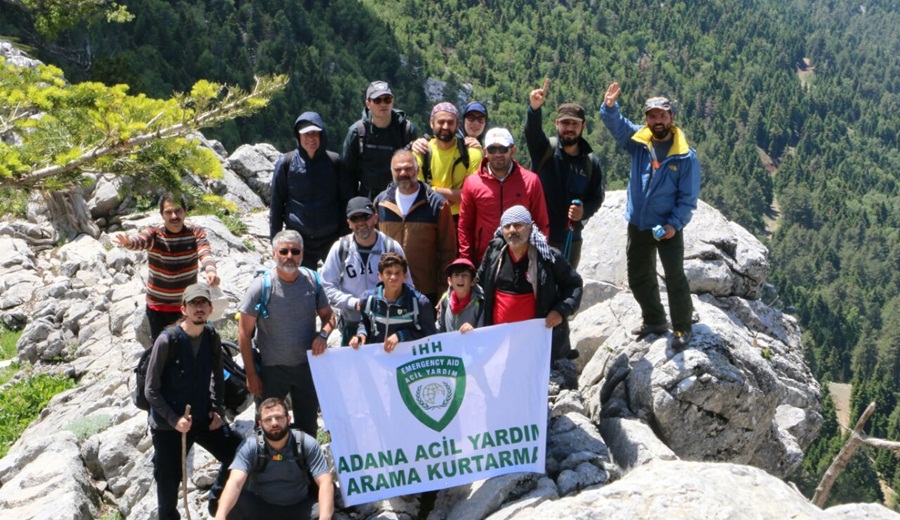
xmin=0 ymin=327 xmax=21 ymax=360
xmin=0 ymin=372 xmax=76 ymax=457
xmin=65 ymin=414 xmax=113 ymax=441
xmin=14 ymin=0 xmax=133 ymax=37
xmin=0 ymin=57 xmax=288 ymax=193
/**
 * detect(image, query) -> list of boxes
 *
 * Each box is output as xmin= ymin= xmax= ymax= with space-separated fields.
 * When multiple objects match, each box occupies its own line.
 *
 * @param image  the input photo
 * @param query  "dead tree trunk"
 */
xmin=812 ymin=402 xmax=876 ymax=507
xmin=43 ymin=188 xmax=100 ymax=240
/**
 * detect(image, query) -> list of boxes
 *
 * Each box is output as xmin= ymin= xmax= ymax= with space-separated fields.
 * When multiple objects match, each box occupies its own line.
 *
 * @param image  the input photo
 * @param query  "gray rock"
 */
xmin=825 ymin=503 xmax=900 ymax=519
xmin=556 ymin=461 xmax=609 ymax=496
xmin=547 ymin=413 xmax=608 ymax=469
xmin=224 ymin=143 xmax=281 ymax=204
xmin=507 ymin=460 xmax=828 ymax=520
xmin=574 ymin=286 xmax=821 ymax=478
xmin=428 ymin=472 xmax=541 ymax=520
xmin=216 ymin=167 xmax=266 ymax=213
xmin=599 ymin=417 xmax=677 ymax=471
xmin=0 ymin=432 xmax=100 ymax=520
xmin=580 ymin=192 xmax=769 ymax=300
xmin=484 ymin=476 xmax=558 ymax=520
xmin=87 ymin=175 xmax=122 ymax=219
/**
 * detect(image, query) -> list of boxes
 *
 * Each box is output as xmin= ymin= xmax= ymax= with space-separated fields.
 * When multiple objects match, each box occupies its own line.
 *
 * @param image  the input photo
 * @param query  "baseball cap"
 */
xmin=297 ymin=123 xmax=322 ymax=135
xmin=366 ymin=81 xmax=393 ymax=100
xmin=484 ymin=128 xmax=514 ymax=148
xmin=463 ymin=101 xmax=488 ymax=118
xmin=557 ymin=103 xmax=586 ymax=122
xmin=445 ymin=258 xmax=476 ymax=277
xmin=182 ymin=283 xmax=212 ymax=304
xmin=346 ymin=196 xmax=375 ymax=218
xmin=644 ymin=97 xmax=672 ymax=113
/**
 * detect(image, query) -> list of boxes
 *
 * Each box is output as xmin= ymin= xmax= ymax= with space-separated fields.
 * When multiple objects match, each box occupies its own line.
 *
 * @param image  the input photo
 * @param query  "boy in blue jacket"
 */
xmin=351 ymin=253 xmax=436 ymax=352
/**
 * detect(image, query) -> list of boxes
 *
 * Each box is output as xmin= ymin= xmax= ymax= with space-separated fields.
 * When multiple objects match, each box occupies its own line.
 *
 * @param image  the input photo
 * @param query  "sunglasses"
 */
xmin=277 ymin=248 xmax=302 ymax=256
xmin=369 ymin=96 xmax=394 ymax=105
xmin=349 ymin=213 xmax=372 ymax=223
xmin=486 ymin=146 xmax=510 ymax=154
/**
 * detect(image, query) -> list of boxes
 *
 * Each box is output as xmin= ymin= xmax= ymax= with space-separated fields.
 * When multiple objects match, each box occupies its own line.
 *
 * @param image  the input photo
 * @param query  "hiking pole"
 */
xmin=181 ymin=404 xmax=192 ymax=520
xmin=563 ymin=199 xmax=581 ymax=261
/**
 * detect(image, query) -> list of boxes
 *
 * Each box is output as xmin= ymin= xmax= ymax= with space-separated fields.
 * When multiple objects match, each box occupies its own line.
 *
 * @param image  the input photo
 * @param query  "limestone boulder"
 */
xmin=580 ymin=191 xmax=769 ymax=300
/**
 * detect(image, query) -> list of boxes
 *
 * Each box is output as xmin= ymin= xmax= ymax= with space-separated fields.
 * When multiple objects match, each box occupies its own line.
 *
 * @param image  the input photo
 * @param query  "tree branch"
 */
xmin=812 ymin=402 xmax=876 ymax=508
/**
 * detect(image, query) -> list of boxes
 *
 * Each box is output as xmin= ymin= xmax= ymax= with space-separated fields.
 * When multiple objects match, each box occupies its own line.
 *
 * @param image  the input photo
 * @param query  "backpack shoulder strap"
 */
xmin=163 ymin=326 xmax=183 ymax=364
xmin=326 ymin=150 xmax=341 ymax=169
xmin=300 ymin=266 xmax=323 ymax=292
xmin=422 ymin=146 xmax=433 ymax=184
xmin=535 ymin=137 xmax=557 ymax=175
xmin=355 ymin=120 xmax=367 ymax=155
xmin=410 ymin=292 xmax=421 ymax=331
xmin=291 ymin=430 xmax=309 ymax=472
xmin=255 ymin=270 xmax=272 ymax=319
xmin=338 ymin=235 xmax=351 ymax=283
xmin=456 ymin=137 xmax=469 ymax=169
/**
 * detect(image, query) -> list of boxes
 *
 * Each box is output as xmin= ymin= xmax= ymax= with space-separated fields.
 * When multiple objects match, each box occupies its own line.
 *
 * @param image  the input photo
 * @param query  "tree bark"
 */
xmin=812 ymin=401 xmax=876 ymax=508
xmin=43 ymin=189 xmax=100 ymax=239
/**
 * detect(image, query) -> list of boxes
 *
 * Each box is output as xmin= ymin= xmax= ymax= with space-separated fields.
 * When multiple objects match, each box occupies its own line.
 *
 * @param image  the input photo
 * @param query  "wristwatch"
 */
xmin=318 ymin=330 xmax=329 ymax=339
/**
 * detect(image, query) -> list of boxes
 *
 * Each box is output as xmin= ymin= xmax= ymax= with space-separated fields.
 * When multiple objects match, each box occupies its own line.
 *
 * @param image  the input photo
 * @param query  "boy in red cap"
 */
xmin=436 ymin=258 xmax=485 ymax=333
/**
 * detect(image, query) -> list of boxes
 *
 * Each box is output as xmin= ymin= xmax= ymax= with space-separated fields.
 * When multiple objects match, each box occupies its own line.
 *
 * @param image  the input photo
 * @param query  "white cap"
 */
xmin=484 ymin=128 xmax=514 ymax=148
xmin=298 ymin=125 xmax=322 ymax=135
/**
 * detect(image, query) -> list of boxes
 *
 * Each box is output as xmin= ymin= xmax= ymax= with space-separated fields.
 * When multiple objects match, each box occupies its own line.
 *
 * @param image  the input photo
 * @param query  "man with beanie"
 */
xmin=270 ymin=111 xmax=353 ymax=268
xmin=600 ymin=81 xmax=701 ymax=351
xmin=476 ymin=205 xmax=583 ymax=361
xmin=413 ymin=102 xmax=482 ymax=219
xmin=525 ymin=79 xmax=604 ymax=269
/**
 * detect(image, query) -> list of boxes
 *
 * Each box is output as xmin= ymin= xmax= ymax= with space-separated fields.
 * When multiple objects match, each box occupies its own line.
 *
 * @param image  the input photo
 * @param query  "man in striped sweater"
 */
xmin=116 ymin=192 xmax=220 ymax=341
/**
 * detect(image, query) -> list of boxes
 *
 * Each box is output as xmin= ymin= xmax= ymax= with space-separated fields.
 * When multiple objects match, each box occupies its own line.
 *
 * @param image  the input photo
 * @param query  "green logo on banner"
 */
xmin=397 ymin=356 xmax=466 ymax=432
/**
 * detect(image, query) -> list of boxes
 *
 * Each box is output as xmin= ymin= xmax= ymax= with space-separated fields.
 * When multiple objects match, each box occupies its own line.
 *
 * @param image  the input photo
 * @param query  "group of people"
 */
xmin=117 ymin=78 xmax=700 ymax=519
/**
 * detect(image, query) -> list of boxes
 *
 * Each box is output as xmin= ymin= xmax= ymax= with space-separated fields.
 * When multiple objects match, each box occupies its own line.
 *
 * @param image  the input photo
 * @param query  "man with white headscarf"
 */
xmin=476 ymin=205 xmax=583 ymax=361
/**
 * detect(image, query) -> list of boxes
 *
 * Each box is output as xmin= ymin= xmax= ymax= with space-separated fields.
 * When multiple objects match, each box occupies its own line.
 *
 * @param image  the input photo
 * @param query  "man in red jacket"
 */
xmin=458 ymin=127 xmax=549 ymax=265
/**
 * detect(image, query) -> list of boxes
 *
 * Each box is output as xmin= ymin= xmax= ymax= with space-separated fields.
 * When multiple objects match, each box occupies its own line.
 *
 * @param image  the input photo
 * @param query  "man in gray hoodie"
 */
xmin=270 ymin=111 xmax=354 ymax=268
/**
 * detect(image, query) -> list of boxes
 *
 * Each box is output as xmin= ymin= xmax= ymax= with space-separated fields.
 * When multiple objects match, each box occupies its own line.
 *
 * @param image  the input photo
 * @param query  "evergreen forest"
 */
xmin=1 ymin=0 xmax=898 ymax=508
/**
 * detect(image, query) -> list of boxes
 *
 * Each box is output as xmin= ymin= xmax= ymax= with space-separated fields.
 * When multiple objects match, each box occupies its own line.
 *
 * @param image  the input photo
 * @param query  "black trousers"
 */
xmin=227 ymin=491 xmax=316 ymax=520
xmin=147 ymin=307 xmax=182 ymax=342
xmin=626 ymin=223 xmax=693 ymax=331
xmin=260 ymin=363 xmax=319 ymax=437
xmin=152 ymin=425 xmax=242 ymax=520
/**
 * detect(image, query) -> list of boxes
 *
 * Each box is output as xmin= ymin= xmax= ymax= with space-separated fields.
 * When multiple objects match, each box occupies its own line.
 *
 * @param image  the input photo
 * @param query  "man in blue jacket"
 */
xmin=270 ymin=112 xmax=353 ymax=269
xmin=600 ymin=82 xmax=700 ymax=350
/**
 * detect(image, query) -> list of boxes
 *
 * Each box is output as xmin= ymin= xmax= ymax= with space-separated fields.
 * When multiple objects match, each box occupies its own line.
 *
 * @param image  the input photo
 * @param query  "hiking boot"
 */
xmin=672 ymin=329 xmax=693 ymax=351
xmin=631 ymin=323 xmax=669 ymax=337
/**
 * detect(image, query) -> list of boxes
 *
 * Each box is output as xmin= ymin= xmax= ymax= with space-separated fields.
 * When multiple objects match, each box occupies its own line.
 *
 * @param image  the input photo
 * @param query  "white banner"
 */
xmin=309 ymin=319 xmax=551 ymax=506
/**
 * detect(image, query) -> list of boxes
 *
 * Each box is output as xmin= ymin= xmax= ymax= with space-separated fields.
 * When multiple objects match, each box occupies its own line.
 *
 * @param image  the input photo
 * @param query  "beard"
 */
xmin=435 ymin=130 xmax=455 ymax=142
xmin=651 ymin=125 xmax=672 ymax=140
xmin=558 ymin=133 xmax=581 ymax=147
xmin=264 ymin=425 xmax=289 ymax=442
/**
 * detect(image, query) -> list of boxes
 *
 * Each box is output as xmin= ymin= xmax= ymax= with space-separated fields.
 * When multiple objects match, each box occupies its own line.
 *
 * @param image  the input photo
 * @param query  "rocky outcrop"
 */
xmin=0 ymin=70 xmax=867 ymax=518
xmin=580 ymin=191 xmax=769 ymax=299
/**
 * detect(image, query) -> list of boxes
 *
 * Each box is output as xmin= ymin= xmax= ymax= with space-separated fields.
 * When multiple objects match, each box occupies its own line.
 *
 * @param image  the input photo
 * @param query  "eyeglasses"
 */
xmin=486 ymin=146 xmax=510 ymax=154
xmin=186 ymin=298 xmax=210 ymax=307
xmin=465 ymin=114 xmax=486 ymax=122
xmin=370 ymin=96 xmax=394 ymax=105
xmin=261 ymin=414 xmax=287 ymax=424
xmin=349 ymin=213 xmax=372 ymax=223
xmin=277 ymin=248 xmax=302 ymax=256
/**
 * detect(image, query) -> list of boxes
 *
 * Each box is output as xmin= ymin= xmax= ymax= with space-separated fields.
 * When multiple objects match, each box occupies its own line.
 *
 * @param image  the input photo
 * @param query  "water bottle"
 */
xmin=652 ymin=225 xmax=666 ymax=241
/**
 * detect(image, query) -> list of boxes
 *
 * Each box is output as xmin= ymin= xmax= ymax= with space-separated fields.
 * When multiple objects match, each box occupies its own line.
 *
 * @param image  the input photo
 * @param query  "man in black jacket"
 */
xmin=342 ymin=81 xmax=418 ymax=199
xmin=477 ymin=206 xmax=583 ymax=361
xmin=270 ymin=111 xmax=353 ymax=269
xmin=145 ymin=284 xmax=241 ymax=520
xmin=525 ymin=79 xmax=604 ymax=269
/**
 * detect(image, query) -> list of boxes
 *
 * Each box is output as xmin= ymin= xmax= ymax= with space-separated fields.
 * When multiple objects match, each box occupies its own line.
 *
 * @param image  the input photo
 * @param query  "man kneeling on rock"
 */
xmin=214 ymin=397 xmax=334 ymax=520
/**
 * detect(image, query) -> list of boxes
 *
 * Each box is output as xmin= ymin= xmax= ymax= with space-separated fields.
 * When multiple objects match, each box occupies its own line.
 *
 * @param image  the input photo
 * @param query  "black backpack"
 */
xmin=132 ymin=324 xmax=222 ymax=411
xmin=207 ymin=428 xmax=318 ymax=515
xmin=420 ymin=135 xmax=470 ymax=184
